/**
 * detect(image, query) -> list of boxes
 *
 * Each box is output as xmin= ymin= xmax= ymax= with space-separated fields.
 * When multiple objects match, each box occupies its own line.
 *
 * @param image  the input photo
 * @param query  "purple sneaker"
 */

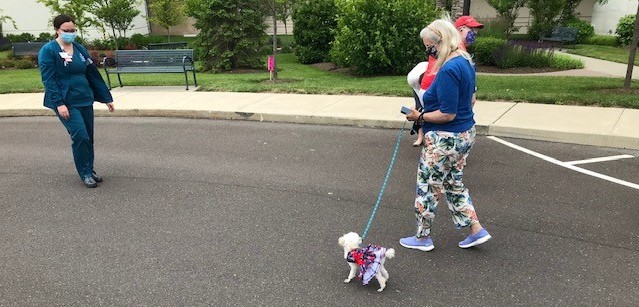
xmin=458 ymin=228 xmax=491 ymax=248
xmin=399 ymin=236 xmax=434 ymax=251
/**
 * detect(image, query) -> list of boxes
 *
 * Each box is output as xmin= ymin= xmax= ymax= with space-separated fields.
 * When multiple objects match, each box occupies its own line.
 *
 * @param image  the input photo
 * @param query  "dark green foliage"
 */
xmin=528 ymin=0 xmax=565 ymax=40
xmin=563 ymin=17 xmax=594 ymax=43
xmin=493 ymin=45 xmax=553 ymax=69
xmin=0 ymin=58 xmax=15 ymax=68
xmin=128 ymin=34 xmax=165 ymax=49
xmin=479 ymin=18 xmax=510 ymax=39
xmin=469 ymin=37 xmax=506 ymax=66
xmin=185 ymin=0 xmax=267 ymax=72
xmin=616 ymin=14 xmax=636 ymax=46
xmin=291 ymin=0 xmax=337 ymax=64
xmin=14 ymin=58 xmax=35 ymax=69
xmin=36 ymin=32 xmax=54 ymax=42
xmin=6 ymin=33 xmax=36 ymax=43
xmin=330 ymin=0 xmax=437 ymax=76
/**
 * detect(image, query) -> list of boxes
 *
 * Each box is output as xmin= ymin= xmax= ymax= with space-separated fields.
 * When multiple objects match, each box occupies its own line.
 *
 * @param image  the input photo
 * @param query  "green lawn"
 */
xmin=1 ymin=53 xmax=637 ymax=108
xmin=566 ymin=44 xmax=639 ymax=66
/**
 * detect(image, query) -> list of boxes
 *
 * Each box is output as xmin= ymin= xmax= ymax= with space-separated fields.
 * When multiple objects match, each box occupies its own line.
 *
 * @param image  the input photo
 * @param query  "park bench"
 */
xmin=539 ymin=27 xmax=579 ymax=47
xmin=12 ymin=42 xmax=46 ymax=57
xmin=147 ymin=42 xmax=188 ymax=50
xmin=103 ymin=49 xmax=197 ymax=90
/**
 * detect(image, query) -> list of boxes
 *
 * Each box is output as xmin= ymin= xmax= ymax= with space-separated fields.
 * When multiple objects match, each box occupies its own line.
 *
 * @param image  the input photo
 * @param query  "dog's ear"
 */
xmin=338 ymin=235 xmax=345 ymax=246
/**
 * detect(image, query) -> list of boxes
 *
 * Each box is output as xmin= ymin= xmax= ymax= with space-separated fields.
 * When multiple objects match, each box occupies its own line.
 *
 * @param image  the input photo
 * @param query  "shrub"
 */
xmin=6 ymin=33 xmax=36 ymax=43
xmin=292 ymin=0 xmax=337 ymax=64
xmin=468 ymin=37 xmax=506 ymax=66
xmin=563 ymin=17 xmax=594 ymax=43
xmin=616 ymin=14 xmax=636 ymax=46
xmin=37 ymin=32 xmax=55 ymax=42
xmin=330 ymin=0 xmax=438 ymax=76
xmin=478 ymin=18 xmax=509 ymax=39
xmin=88 ymin=38 xmax=115 ymax=50
xmin=0 ymin=58 xmax=15 ymax=69
xmin=551 ymin=53 xmax=584 ymax=70
xmin=585 ymin=35 xmax=619 ymax=47
xmin=186 ymin=0 xmax=267 ymax=71
xmin=528 ymin=0 xmax=563 ymax=40
xmin=14 ymin=59 xmax=35 ymax=69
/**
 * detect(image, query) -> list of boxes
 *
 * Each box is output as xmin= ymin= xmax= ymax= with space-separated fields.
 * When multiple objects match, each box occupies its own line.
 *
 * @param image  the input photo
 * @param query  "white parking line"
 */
xmin=487 ymin=136 xmax=639 ymax=190
xmin=566 ymin=154 xmax=634 ymax=165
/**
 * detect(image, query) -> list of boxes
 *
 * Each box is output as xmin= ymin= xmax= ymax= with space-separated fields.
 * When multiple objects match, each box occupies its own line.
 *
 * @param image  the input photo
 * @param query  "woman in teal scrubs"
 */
xmin=38 ymin=14 xmax=115 ymax=188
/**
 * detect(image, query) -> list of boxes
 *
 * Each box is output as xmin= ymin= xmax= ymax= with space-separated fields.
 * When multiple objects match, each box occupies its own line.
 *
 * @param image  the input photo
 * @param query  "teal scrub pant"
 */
xmin=56 ymin=106 xmax=95 ymax=179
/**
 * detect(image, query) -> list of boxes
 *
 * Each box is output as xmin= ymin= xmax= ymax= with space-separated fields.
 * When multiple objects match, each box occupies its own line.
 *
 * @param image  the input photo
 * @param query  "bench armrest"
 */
xmin=182 ymin=55 xmax=194 ymax=68
xmin=103 ymin=56 xmax=116 ymax=70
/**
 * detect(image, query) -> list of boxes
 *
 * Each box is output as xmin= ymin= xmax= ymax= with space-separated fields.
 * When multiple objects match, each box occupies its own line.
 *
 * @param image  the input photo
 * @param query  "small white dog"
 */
xmin=338 ymin=232 xmax=395 ymax=292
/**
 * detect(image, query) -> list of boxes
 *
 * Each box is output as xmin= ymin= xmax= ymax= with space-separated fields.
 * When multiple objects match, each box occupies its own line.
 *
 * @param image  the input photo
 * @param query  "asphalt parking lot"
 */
xmin=1 ymin=117 xmax=637 ymax=306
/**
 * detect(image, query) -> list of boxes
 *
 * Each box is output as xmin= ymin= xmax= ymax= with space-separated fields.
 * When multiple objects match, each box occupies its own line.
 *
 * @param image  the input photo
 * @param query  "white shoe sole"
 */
xmin=400 ymin=241 xmax=434 ymax=251
xmin=459 ymin=234 xmax=492 ymax=248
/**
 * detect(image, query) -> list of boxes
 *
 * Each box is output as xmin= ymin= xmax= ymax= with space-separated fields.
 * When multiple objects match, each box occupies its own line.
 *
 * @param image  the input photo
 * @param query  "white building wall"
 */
xmin=0 ymin=0 xmax=149 ymax=40
xmin=591 ymin=0 xmax=638 ymax=35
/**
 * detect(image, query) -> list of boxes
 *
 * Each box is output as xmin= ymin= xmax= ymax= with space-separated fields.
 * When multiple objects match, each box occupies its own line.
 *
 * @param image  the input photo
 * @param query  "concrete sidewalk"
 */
xmin=1 ymin=87 xmax=638 ymax=150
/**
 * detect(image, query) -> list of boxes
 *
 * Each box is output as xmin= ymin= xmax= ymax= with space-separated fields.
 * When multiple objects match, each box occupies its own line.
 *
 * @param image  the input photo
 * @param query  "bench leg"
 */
xmin=184 ymin=71 xmax=189 ymax=90
xmin=105 ymin=72 xmax=113 ymax=90
xmin=192 ymin=70 xmax=198 ymax=87
xmin=117 ymin=74 xmax=123 ymax=87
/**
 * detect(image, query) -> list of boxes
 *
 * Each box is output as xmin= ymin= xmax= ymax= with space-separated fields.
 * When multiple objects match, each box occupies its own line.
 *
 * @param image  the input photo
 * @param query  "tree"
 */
xmin=275 ymin=0 xmax=294 ymax=35
xmin=559 ymin=0 xmax=583 ymax=25
xmin=84 ymin=0 xmax=141 ymax=49
xmin=185 ymin=0 xmax=267 ymax=72
xmin=623 ymin=2 xmax=638 ymax=90
xmin=37 ymin=0 xmax=95 ymax=38
xmin=0 ymin=9 xmax=18 ymax=39
xmin=528 ymin=0 xmax=566 ymax=40
xmin=147 ymin=0 xmax=187 ymax=42
xmin=270 ymin=0 xmax=278 ymax=80
xmin=486 ymin=0 xmax=527 ymax=38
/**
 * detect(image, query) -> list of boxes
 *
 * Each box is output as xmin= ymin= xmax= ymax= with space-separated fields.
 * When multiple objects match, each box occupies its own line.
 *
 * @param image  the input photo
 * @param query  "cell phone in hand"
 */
xmin=400 ymin=106 xmax=411 ymax=114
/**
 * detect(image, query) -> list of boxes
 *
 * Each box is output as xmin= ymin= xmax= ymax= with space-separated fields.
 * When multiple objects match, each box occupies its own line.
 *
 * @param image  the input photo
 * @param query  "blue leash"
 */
xmin=361 ymin=120 xmax=408 ymax=241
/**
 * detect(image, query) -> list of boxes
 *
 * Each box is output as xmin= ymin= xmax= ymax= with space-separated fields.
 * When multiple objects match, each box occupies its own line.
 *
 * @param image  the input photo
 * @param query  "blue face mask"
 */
xmin=466 ymin=30 xmax=477 ymax=45
xmin=60 ymin=32 xmax=77 ymax=43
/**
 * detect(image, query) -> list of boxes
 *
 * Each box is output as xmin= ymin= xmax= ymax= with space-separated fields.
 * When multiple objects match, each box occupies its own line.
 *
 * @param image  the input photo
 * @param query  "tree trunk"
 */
xmin=111 ymin=24 xmax=119 ymax=50
xmin=451 ymin=0 xmax=464 ymax=19
xmin=435 ymin=0 xmax=447 ymax=10
xmin=624 ymin=3 xmax=639 ymax=89
xmin=271 ymin=0 xmax=278 ymax=80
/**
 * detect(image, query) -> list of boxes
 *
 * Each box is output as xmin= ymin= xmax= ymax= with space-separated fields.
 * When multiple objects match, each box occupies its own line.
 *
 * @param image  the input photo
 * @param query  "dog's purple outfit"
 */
xmin=346 ymin=244 xmax=387 ymax=285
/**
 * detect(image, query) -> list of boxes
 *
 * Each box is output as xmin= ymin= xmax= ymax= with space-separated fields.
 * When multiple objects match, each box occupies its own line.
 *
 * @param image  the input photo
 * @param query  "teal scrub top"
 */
xmin=64 ymin=51 xmax=94 ymax=107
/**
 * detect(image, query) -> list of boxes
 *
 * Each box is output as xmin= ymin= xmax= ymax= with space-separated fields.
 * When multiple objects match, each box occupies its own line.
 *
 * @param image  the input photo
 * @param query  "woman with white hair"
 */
xmin=400 ymin=18 xmax=491 ymax=251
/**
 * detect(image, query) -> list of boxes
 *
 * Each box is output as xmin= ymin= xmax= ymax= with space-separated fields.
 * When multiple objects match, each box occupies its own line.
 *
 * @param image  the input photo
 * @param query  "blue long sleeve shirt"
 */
xmin=421 ymin=56 xmax=476 ymax=133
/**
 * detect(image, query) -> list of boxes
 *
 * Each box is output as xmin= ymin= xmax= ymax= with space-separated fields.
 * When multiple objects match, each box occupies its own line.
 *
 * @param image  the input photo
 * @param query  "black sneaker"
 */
xmin=91 ymin=171 xmax=103 ymax=182
xmin=82 ymin=176 xmax=98 ymax=188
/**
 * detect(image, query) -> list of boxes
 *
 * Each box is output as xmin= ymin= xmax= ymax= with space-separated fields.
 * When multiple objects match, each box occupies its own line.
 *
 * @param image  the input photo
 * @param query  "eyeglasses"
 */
xmin=60 ymin=28 xmax=77 ymax=33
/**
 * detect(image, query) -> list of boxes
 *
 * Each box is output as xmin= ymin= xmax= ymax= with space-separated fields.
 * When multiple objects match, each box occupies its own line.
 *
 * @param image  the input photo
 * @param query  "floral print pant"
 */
xmin=414 ymin=127 xmax=479 ymax=238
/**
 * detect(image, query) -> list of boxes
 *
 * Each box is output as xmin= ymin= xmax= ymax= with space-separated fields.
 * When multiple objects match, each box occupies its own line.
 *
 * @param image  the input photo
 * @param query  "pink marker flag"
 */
xmin=267 ymin=55 xmax=275 ymax=71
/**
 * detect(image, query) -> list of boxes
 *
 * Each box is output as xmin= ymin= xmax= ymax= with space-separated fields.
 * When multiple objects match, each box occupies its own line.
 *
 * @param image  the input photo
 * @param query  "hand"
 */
xmin=106 ymin=102 xmax=115 ymax=112
xmin=57 ymin=105 xmax=70 ymax=120
xmin=406 ymin=108 xmax=422 ymax=122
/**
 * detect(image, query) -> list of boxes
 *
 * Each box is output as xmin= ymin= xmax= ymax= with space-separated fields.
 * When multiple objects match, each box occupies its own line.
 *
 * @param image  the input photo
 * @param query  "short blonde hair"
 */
xmin=420 ymin=18 xmax=473 ymax=70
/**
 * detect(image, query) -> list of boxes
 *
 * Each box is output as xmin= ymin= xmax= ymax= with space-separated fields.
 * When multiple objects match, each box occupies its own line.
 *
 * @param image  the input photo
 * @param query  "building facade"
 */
xmin=0 ymin=0 xmax=150 ymax=39
xmin=1 ymin=0 xmax=636 ymax=39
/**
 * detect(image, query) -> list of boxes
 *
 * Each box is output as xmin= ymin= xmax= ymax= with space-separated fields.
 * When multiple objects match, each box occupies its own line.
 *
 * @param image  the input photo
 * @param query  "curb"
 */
xmin=0 ymin=109 xmax=634 ymax=150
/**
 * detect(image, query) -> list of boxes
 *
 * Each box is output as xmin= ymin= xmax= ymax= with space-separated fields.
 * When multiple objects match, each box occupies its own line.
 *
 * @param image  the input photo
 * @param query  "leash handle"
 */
xmin=361 ymin=121 xmax=408 ymax=241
